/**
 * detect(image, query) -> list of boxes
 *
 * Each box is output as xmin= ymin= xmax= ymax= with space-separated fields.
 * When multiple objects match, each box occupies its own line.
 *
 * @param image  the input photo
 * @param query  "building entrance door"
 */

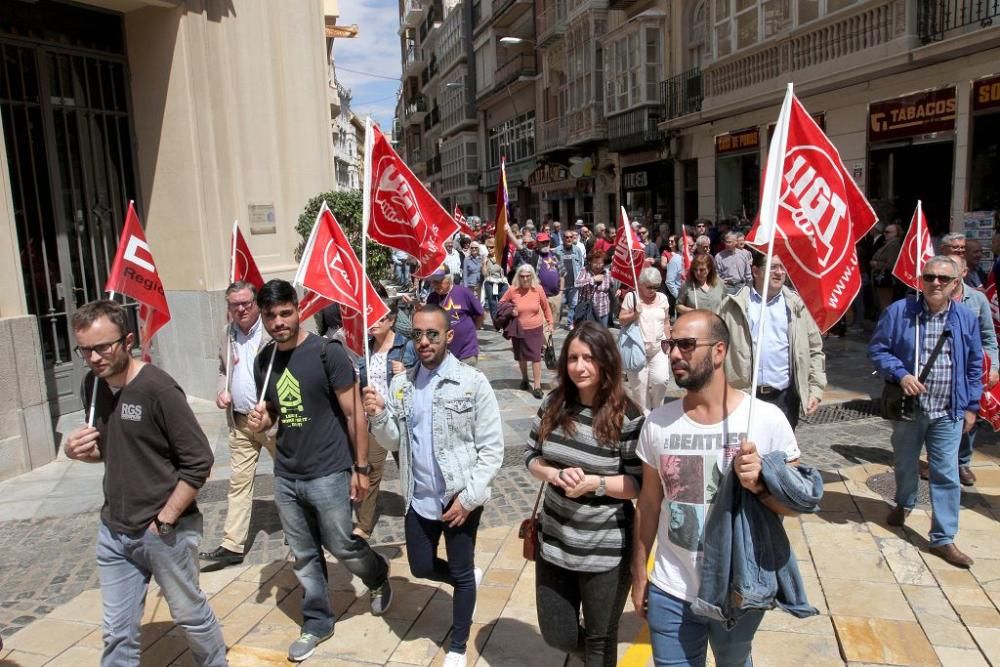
xmin=1 ymin=28 xmax=139 ymax=415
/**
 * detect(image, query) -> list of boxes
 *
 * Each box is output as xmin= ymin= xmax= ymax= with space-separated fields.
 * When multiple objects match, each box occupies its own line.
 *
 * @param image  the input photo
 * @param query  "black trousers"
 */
xmin=756 ymin=385 xmax=801 ymax=431
xmin=534 ymin=555 xmax=632 ymax=667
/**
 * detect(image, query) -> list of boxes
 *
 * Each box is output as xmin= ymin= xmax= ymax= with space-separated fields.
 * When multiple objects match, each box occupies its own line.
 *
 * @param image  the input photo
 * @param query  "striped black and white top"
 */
xmin=524 ymin=399 xmax=644 ymax=573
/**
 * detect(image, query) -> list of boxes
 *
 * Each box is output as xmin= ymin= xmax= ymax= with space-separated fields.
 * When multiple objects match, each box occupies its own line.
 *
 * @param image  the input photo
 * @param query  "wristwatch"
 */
xmin=353 ymin=463 xmax=372 ymax=475
xmin=595 ymin=476 xmax=607 ymax=497
xmin=154 ymin=516 xmax=176 ymax=536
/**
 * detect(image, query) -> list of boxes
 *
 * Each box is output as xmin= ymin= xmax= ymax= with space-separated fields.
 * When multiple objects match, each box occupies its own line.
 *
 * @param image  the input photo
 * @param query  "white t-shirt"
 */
xmin=635 ymin=392 xmax=800 ymax=602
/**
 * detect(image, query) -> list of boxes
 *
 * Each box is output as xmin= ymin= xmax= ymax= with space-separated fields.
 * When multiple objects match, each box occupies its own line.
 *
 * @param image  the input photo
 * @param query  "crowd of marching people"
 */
xmin=60 ymin=203 xmax=1000 ymax=667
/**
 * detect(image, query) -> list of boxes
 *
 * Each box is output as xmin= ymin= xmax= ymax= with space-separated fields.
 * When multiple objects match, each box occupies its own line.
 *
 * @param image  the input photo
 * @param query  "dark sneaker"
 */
xmin=519 ymin=379 xmax=530 ymax=391
xmin=369 ymin=554 xmax=393 ymax=616
xmin=531 ymin=387 xmax=544 ymax=399
xmin=198 ymin=546 xmax=244 ymax=567
xmin=288 ymin=629 xmax=334 ymax=662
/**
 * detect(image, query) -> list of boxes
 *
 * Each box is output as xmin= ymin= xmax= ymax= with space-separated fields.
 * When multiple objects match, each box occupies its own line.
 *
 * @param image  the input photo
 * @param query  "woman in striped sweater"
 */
xmin=525 ymin=321 xmax=645 ymax=666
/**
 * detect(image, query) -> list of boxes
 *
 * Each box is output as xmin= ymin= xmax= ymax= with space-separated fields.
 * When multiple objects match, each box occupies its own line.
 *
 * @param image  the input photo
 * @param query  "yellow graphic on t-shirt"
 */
xmin=276 ymin=368 xmax=309 ymax=427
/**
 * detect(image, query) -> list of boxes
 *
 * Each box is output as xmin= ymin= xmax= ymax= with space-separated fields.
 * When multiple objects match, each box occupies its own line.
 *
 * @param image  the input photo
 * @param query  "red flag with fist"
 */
xmin=891 ymin=203 xmax=934 ymax=291
xmin=294 ymin=203 xmax=388 ymax=356
xmin=366 ymin=122 xmax=459 ymax=277
xmin=105 ymin=201 xmax=171 ymax=359
xmin=747 ymin=87 xmax=878 ymax=332
xmin=230 ymin=223 xmax=265 ymax=290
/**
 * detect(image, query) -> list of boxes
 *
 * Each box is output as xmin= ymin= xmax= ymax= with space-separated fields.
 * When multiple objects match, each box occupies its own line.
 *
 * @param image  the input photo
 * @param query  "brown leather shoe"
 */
xmin=929 ymin=543 xmax=974 ymax=569
xmin=918 ymin=459 xmax=929 ymax=480
xmin=959 ymin=465 xmax=977 ymax=487
xmin=886 ymin=505 xmax=911 ymax=526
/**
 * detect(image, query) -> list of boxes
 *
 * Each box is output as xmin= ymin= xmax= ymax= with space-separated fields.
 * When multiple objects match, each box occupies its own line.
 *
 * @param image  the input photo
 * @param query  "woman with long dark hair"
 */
xmin=524 ymin=321 xmax=644 ymax=666
xmin=676 ymin=253 xmax=725 ymax=314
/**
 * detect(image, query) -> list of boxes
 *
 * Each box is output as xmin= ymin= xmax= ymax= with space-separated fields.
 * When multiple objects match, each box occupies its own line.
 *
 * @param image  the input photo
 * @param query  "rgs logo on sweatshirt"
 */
xmin=121 ymin=403 xmax=143 ymax=421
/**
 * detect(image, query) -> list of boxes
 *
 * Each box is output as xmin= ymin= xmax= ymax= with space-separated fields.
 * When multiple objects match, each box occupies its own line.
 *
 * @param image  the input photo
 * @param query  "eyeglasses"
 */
xmin=921 ymin=273 xmax=956 ymax=284
xmin=409 ymin=328 xmax=444 ymax=343
xmin=227 ymin=300 xmax=255 ymax=310
xmin=660 ymin=338 xmax=719 ymax=354
xmin=74 ymin=336 xmax=125 ymax=359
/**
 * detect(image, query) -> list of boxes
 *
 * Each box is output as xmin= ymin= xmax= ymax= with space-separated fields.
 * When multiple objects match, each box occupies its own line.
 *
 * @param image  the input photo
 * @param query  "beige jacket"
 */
xmin=718 ymin=286 xmax=827 ymax=406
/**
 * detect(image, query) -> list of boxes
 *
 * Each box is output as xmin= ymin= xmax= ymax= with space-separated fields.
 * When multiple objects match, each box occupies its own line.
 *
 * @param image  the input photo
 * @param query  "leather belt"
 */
xmin=756 ymin=385 xmax=785 ymax=396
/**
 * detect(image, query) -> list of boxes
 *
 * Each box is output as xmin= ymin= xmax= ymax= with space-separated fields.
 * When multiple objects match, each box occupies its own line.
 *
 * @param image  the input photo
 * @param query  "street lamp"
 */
xmin=499 ymin=36 xmax=534 ymax=47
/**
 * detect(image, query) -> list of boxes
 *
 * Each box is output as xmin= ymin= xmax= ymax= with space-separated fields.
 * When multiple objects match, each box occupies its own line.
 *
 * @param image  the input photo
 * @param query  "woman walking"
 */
xmin=619 ymin=267 xmax=672 ymax=412
xmin=575 ymin=250 xmax=612 ymax=327
xmin=500 ymin=263 xmax=554 ymax=399
xmin=482 ymin=238 xmax=509 ymax=327
xmin=525 ymin=322 xmax=644 ymax=666
xmin=676 ymin=253 xmax=726 ymax=314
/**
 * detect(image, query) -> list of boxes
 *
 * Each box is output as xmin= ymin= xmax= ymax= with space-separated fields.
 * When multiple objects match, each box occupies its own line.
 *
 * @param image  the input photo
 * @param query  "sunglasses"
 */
xmin=409 ymin=328 xmax=444 ymax=343
xmin=660 ymin=337 xmax=719 ymax=354
xmin=921 ymin=273 xmax=956 ymax=284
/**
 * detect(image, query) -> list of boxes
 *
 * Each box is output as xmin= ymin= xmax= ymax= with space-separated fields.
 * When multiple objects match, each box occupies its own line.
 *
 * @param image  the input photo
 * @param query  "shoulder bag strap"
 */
xmin=917 ymin=328 xmax=951 ymax=384
xmin=531 ymin=482 xmax=545 ymax=518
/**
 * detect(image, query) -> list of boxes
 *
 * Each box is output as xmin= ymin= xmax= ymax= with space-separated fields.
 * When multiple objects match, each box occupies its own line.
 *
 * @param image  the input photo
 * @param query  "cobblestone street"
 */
xmin=2 ymin=328 xmax=1000 ymax=666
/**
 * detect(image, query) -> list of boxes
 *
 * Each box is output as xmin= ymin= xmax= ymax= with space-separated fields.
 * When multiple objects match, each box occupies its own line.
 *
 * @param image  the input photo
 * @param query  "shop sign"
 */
xmin=623 ymin=171 xmax=648 ymax=190
xmin=715 ymin=127 xmax=760 ymax=155
xmin=868 ymin=87 xmax=956 ymax=142
xmin=973 ymin=74 xmax=1000 ymax=113
xmin=529 ymin=164 xmax=569 ymax=187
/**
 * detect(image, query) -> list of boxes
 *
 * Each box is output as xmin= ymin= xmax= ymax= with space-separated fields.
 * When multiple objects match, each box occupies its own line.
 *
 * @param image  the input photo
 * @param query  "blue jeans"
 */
xmin=958 ymin=428 xmax=977 ymax=467
xmin=647 ymin=585 xmax=762 ymax=667
xmin=484 ymin=282 xmax=508 ymax=323
xmin=563 ymin=287 xmax=578 ymax=326
xmin=394 ymin=261 xmax=411 ymax=287
xmin=404 ymin=504 xmax=483 ymax=653
xmin=96 ymin=514 xmax=226 ymax=667
xmin=274 ymin=471 xmax=390 ymax=636
xmin=891 ymin=410 xmax=963 ymax=546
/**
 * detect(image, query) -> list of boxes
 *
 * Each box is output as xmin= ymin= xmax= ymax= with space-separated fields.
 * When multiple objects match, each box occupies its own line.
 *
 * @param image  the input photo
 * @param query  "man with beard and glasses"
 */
xmin=63 ymin=300 xmax=225 ymax=666
xmin=631 ymin=310 xmax=802 ymax=666
xmin=247 ymin=280 xmax=392 ymax=661
xmin=363 ymin=305 xmax=504 ymax=667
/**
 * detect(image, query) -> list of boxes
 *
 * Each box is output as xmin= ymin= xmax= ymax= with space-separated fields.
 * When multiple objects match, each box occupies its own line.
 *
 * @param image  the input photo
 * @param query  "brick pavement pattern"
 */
xmin=2 ymin=328 xmax=1000 ymax=665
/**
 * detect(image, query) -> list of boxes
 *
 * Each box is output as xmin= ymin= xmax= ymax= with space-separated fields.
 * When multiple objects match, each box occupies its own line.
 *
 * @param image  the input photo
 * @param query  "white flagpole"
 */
xmin=914 ymin=200 xmax=923 ymax=378
xmin=224 ymin=220 xmax=238 ymax=399
xmin=87 ymin=288 xmax=117 ymax=428
xmin=258 ymin=343 xmax=277 ymax=405
xmin=747 ymin=83 xmax=794 ymax=437
xmin=361 ymin=117 xmax=375 ymax=368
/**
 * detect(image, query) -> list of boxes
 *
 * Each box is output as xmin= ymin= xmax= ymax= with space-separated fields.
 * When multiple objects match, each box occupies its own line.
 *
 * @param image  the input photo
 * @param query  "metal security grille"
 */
xmin=0 ymin=33 xmax=139 ymax=415
xmin=799 ymin=399 xmax=881 ymax=426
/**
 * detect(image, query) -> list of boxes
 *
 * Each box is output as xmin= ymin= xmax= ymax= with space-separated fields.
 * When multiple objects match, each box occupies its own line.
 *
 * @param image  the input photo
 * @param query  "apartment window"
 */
xmin=689 ymin=0 xmax=707 ymax=69
xmin=713 ymin=0 xmax=795 ymax=56
xmin=442 ymin=138 xmax=479 ymax=193
xmin=604 ymin=25 xmax=661 ymax=115
xmin=437 ymin=5 xmax=465 ymax=74
xmin=488 ymin=112 xmax=536 ymax=167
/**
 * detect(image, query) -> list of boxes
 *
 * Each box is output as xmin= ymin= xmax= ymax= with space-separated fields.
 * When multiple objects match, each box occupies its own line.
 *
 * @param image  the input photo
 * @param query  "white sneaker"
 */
xmin=443 ymin=651 xmax=468 ymax=667
xmin=472 ymin=566 xmax=483 ymax=617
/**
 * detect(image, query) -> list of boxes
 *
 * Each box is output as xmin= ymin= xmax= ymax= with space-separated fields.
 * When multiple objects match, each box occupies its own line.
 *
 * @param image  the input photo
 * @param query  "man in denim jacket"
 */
xmin=363 ymin=304 xmax=504 ymax=667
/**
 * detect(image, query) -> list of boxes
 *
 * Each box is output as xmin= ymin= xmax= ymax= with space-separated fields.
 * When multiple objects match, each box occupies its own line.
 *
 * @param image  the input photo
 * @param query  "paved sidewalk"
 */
xmin=3 ymin=328 xmax=1000 ymax=665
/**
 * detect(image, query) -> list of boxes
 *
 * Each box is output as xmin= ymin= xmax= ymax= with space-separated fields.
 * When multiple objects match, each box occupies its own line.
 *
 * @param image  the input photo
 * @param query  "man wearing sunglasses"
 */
xmin=63 ymin=300 xmax=225 ymax=666
xmin=247 ymin=280 xmax=392 ymax=661
xmin=632 ymin=310 xmax=802 ymax=666
xmin=870 ymin=256 xmax=983 ymax=569
xmin=718 ymin=253 xmax=827 ymax=430
xmin=362 ymin=305 xmax=504 ymax=667
xmin=200 ymin=280 xmax=277 ymax=568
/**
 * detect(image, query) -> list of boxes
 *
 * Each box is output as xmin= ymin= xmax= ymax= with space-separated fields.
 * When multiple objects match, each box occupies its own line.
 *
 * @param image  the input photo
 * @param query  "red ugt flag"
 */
xmin=105 ymin=201 xmax=171 ymax=359
xmin=747 ymin=86 xmax=878 ymax=332
xmin=454 ymin=205 xmax=475 ymax=238
xmin=681 ymin=224 xmax=692 ymax=280
xmin=295 ymin=203 xmax=388 ymax=356
xmin=366 ymin=121 xmax=459 ymax=277
xmin=230 ymin=222 xmax=265 ymax=290
xmin=610 ymin=208 xmax=646 ymax=289
xmin=892 ymin=202 xmax=934 ymax=291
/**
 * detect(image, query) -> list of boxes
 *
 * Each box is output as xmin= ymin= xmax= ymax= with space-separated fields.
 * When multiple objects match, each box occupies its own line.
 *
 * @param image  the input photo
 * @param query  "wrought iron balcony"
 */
xmin=659 ymin=69 xmax=703 ymax=122
xmin=401 ymin=0 xmax=425 ymax=30
xmin=403 ymin=44 xmax=424 ymax=76
xmin=608 ymin=107 xmax=664 ymax=152
xmin=404 ymin=95 xmax=429 ymax=125
xmin=918 ymin=0 xmax=1000 ymax=42
xmin=538 ymin=117 xmax=568 ymax=153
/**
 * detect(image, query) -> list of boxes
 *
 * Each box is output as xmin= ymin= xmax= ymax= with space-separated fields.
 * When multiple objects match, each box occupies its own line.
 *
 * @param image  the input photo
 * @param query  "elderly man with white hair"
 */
xmin=618 ymin=267 xmax=672 ymax=412
xmin=714 ymin=231 xmax=753 ymax=294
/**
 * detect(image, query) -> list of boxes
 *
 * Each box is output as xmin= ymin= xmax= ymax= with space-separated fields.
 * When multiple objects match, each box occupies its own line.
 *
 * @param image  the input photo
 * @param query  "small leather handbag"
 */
xmin=518 ymin=483 xmax=545 ymax=561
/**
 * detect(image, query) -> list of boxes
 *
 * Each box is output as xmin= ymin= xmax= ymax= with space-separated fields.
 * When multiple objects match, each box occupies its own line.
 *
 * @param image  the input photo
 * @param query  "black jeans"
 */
xmin=535 ymin=555 xmax=632 ymax=667
xmin=404 ymin=504 xmax=483 ymax=654
xmin=756 ymin=386 xmax=801 ymax=431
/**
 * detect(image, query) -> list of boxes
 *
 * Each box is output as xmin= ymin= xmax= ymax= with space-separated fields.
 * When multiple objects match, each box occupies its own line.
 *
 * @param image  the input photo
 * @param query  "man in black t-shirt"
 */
xmin=247 ymin=280 xmax=392 ymax=662
xmin=63 ymin=300 xmax=225 ymax=667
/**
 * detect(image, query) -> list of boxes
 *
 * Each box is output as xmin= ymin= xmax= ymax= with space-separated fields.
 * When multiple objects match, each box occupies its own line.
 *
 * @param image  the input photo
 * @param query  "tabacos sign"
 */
xmin=868 ymin=86 xmax=956 ymax=142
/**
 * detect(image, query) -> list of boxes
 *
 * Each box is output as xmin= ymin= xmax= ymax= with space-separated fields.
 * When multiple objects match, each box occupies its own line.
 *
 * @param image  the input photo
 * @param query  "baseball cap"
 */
xmin=575 ymin=219 xmax=584 ymax=227
xmin=536 ymin=232 xmax=551 ymax=243
xmin=428 ymin=270 xmax=448 ymax=280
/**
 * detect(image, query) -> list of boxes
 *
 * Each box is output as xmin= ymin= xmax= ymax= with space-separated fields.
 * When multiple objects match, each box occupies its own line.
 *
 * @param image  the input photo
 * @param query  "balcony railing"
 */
xmin=659 ymin=69 xmax=703 ymax=121
xmin=703 ymin=0 xmax=907 ymax=99
xmin=401 ymin=0 xmax=425 ymax=29
xmin=539 ymin=117 xmax=568 ymax=152
xmin=404 ymin=95 xmax=429 ymax=125
xmin=918 ymin=0 xmax=1000 ymax=42
xmin=480 ymin=52 xmax=537 ymax=98
xmin=537 ymin=0 xmax=567 ymax=46
xmin=608 ymin=107 xmax=663 ymax=152
xmin=403 ymin=45 xmax=424 ymax=75
xmin=567 ymin=101 xmax=607 ymax=145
